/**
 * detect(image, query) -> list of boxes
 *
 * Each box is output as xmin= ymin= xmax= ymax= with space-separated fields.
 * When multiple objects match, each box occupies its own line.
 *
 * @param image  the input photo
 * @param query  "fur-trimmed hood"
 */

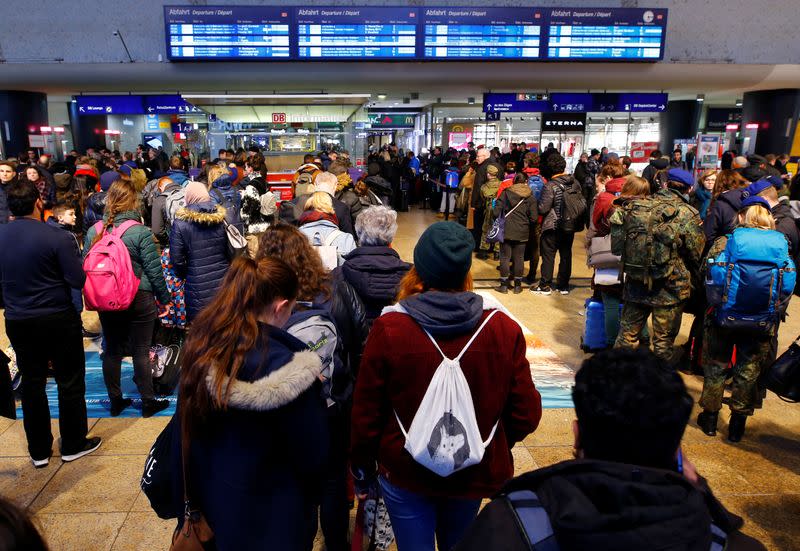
xmin=175 ymin=203 xmax=227 ymax=225
xmin=206 ymin=350 xmax=322 ymax=411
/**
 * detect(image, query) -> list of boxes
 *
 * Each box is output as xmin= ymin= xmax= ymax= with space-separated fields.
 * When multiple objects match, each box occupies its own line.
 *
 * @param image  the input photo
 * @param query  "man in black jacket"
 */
xmin=455 ymin=348 xmax=765 ymax=551
xmin=0 ymin=181 xmax=101 ymax=467
xmin=470 ymin=147 xmax=503 ymax=256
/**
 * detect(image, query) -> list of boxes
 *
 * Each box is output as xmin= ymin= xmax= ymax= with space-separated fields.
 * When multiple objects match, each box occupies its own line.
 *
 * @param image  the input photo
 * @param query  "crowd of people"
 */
xmin=0 ymin=138 xmax=792 ymax=551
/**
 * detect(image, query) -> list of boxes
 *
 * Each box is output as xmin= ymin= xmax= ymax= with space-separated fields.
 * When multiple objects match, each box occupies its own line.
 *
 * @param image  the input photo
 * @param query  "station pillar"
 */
xmin=741 ymin=89 xmax=800 ymax=156
xmin=0 ymin=91 xmax=48 ymax=159
xmin=68 ymin=101 xmax=107 ymax=153
xmin=660 ymin=100 xmax=701 ymax=154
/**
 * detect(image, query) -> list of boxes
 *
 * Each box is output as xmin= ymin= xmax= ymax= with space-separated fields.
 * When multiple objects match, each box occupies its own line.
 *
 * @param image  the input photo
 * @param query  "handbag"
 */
xmin=763 ymin=335 xmax=800 ymax=402
xmin=223 ymin=220 xmax=248 ymax=259
xmin=170 ymin=408 xmax=216 ymax=550
xmin=352 ymin=486 xmax=395 ymax=551
xmin=587 ymin=235 xmax=621 ymax=268
xmin=486 ymin=199 xmax=524 ymax=244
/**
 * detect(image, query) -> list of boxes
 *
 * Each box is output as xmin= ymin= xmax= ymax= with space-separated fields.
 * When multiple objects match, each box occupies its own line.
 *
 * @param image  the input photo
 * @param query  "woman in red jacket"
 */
xmin=350 ymin=222 xmax=542 ymax=551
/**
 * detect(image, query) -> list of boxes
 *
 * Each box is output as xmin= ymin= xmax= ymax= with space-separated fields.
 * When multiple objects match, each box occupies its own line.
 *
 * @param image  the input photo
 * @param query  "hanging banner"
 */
xmin=697 ymin=134 xmax=721 ymax=169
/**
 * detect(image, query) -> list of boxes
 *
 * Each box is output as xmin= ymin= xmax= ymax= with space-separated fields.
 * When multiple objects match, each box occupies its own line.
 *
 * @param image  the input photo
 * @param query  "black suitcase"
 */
xmin=398 ymin=189 xmax=409 ymax=212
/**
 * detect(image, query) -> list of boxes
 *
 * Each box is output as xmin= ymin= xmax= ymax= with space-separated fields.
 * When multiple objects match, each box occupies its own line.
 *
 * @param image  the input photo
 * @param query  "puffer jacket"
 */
xmin=493 ymin=183 xmax=538 ymax=242
xmin=339 ymin=246 xmax=411 ymax=327
xmin=703 ymin=188 xmax=745 ymax=254
xmin=169 ymin=202 xmax=231 ymax=321
xmin=210 ymin=174 xmax=244 ymax=233
xmin=83 ymin=210 xmax=170 ymax=304
xmin=539 ymin=173 xmax=579 ymax=233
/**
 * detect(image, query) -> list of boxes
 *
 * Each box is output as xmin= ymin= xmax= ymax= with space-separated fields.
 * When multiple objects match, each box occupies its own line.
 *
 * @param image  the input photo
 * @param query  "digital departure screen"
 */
xmin=296 ymin=7 xmax=417 ymax=59
xmin=165 ymin=6 xmax=291 ymax=60
xmin=423 ymin=8 xmax=543 ymax=59
xmin=547 ymin=8 xmax=667 ymax=60
xmin=163 ymin=6 xmax=667 ymax=62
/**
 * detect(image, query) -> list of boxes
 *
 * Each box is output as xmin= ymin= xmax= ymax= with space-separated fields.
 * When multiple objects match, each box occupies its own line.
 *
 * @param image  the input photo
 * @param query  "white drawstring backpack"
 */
xmin=394 ymin=310 xmax=500 ymax=477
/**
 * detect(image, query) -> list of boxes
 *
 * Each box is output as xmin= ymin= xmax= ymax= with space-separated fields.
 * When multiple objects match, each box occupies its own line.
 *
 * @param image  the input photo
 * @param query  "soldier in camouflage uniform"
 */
xmin=479 ymin=164 xmax=502 ymax=252
xmin=611 ymin=169 xmax=704 ymax=363
xmin=698 ymin=196 xmax=790 ymax=442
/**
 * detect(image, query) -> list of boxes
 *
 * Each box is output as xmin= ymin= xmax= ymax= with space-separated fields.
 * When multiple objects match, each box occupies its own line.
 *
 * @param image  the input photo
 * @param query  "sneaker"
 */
xmin=62 ymin=437 xmax=102 ymax=462
xmin=142 ymin=399 xmax=170 ymax=418
xmin=532 ymin=286 xmax=552 ymax=296
xmin=31 ymin=452 xmax=52 ymax=469
xmin=558 ymin=288 xmax=570 ymax=296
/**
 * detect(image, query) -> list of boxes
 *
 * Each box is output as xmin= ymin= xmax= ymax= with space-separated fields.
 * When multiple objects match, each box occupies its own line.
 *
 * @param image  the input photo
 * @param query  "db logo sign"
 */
xmin=272 ymin=113 xmax=286 ymax=124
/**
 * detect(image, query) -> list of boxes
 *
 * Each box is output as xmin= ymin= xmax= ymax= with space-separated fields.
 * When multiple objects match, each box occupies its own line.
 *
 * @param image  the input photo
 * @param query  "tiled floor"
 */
xmin=1 ymin=206 xmax=799 ymax=550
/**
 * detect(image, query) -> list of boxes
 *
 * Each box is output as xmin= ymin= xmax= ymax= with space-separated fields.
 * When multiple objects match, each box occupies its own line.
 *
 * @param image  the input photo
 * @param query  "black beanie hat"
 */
xmin=367 ymin=162 xmax=381 ymax=176
xmin=414 ymin=222 xmax=474 ymax=289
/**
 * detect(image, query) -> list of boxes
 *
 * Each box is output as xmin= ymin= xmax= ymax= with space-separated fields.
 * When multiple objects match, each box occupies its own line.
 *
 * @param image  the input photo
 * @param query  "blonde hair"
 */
xmin=207 ymin=165 xmax=229 ymax=186
xmin=739 ymin=205 xmax=775 ymax=230
xmin=621 ymin=175 xmax=650 ymax=198
xmin=304 ymin=191 xmax=334 ymax=214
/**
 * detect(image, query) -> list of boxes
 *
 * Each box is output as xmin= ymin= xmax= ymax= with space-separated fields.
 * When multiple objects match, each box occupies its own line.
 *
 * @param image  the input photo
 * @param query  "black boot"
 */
xmin=142 ymin=399 xmax=170 ymax=418
xmin=494 ymin=279 xmax=509 ymax=294
xmin=476 ymin=250 xmax=489 ymax=260
xmin=513 ymin=279 xmax=523 ymax=294
xmin=697 ymin=410 xmax=718 ymax=436
xmin=110 ymin=397 xmax=133 ymax=417
xmin=727 ymin=412 xmax=747 ymax=442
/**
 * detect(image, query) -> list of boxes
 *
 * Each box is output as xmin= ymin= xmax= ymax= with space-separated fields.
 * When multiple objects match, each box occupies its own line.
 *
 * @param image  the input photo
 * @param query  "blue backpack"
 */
xmin=527 ymin=174 xmax=545 ymax=201
xmin=445 ymin=169 xmax=460 ymax=189
xmin=706 ymin=227 xmax=796 ymax=333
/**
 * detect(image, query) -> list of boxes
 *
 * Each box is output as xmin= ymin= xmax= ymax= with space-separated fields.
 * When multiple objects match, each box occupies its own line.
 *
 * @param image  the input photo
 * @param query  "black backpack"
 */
xmin=557 ymin=179 xmax=587 ymax=232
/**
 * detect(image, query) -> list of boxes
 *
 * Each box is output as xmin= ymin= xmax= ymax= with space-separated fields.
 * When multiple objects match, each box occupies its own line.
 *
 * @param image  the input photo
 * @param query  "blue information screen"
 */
xmin=164 ymin=6 xmax=667 ymax=61
xmin=547 ymin=8 xmax=667 ymax=60
xmin=422 ymin=8 xmax=543 ymax=59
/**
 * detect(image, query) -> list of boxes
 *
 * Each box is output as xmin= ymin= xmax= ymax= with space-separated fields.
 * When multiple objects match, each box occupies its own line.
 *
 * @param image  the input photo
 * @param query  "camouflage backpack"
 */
xmin=613 ymin=196 xmax=681 ymax=288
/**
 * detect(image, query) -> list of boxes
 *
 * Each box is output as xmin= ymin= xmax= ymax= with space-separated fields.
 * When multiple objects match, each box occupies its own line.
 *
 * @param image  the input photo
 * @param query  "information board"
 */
xmin=484 ymin=92 xmax=668 ymax=113
xmin=547 ymin=8 xmax=667 ymax=60
xmin=75 ymin=95 xmax=202 ymax=116
xmin=423 ymin=8 xmax=543 ymax=59
xmin=164 ymin=6 xmax=668 ymax=61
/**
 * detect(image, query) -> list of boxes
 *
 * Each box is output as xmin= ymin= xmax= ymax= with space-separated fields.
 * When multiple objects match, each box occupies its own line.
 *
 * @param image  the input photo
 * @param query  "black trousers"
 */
xmin=539 ymin=229 xmax=576 ymax=290
xmin=500 ymin=240 xmax=526 ymax=279
xmin=319 ymin=406 xmax=350 ymax=551
xmin=524 ymin=224 xmax=541 ymax=280
xmin=471 ymin=207 xmax=485 ymax=251
xmin=5 ymin=309 xmax=88 ymax=459
xmin=99 ymin=290 xmax=157 ymax=402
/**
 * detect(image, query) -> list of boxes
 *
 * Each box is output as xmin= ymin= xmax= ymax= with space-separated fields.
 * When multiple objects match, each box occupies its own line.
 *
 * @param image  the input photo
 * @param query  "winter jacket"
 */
xmin=455 ymin=459 xmax=766 ymax=551
xmin=539 ymin=173 xmax=579 ymax=233
xmin=493 ymin=183 xmax=538 ymax=242
xmin=243 ymin=173 xmax=269 ymax=195
xmin=83 ymin=192 xmax=107 ymax=228
xmin=0 ymin=218 xmax=86 ymax=320
xmin=592 ymin=177 xmax=625 ymax=237
xmin=339 ymin=246 xmax=411 ymax=327
xmin=240 ymin=184 xmax=276 ymax=236
xmin=364 ymin=174 xmax=393 ymax=206
xmin=169 ymin=202 xmax=231 ymax=321
xmin=772 ymin=202 xmax=800 ymax=261
xmin=0 ymin=178 xmax=15 ymax=224
xmin=299 ymin=219 xmax=356 ymax=267
xmin=471 ymin=160 xmax=504 ymax=209
xmin=703 ymin=188 xmax=745 ymax=254
xmin=53 ymin=173 xmax=82 ymax=229
xmin=83 ymin=210 xmax=170 ymax=305
xmin=210 ymin=174 xmax=244 ymax=233
xmin=335 ymin=173 xmax=364 ymax=222
xmin=351 ymin=291 xmax=542 ymax=499
xmin=690 ymin=186 xmax=713 ymax=221
xmin=290 ymin=193 xmax=356 ymax=237
xmin=175 ymin=325 xmax=329 ymax=551
xmin=165 ymin=169 xmax=189 ymax=187
xmin=150 ymin=180 xmax=183 ymax=249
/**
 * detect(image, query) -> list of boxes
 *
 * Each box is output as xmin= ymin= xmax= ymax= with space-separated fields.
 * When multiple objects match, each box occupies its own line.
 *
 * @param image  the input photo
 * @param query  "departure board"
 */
xmin=296 ymin=7 xmax=417 ymax=59
xmin=165 ymin=6 xmax=290 ymax=60
xmin=164 ymin=6 xmax=668 ymax=62
xmin=547 ymin=8 xmax=667 ymax=60
xmin=423 ymin=8 xmax=543 ymax=59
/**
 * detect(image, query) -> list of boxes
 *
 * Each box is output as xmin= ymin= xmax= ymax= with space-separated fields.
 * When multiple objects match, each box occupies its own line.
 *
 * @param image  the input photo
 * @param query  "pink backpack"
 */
xmin=83 ymin=220 xmax=141 ymax=311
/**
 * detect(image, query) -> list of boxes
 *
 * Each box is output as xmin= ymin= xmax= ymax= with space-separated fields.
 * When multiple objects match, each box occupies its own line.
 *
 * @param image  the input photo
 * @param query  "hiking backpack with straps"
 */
xmin=615 ymin=197 xmax=681 ymax=288
xmin=556 ymin=180 xmax=586 ymax=233
xmin=83 ymin=220 xmax=141 ymax=312
xmin=296 ymin=171 xmax=316 ymax=197
xmin=394 ymin=310 xmax=500 ymax=477
xmin=706 ymin=227 xmax=796 ymax=333
xmin=527 ymin=174 xmax=545 ymax=201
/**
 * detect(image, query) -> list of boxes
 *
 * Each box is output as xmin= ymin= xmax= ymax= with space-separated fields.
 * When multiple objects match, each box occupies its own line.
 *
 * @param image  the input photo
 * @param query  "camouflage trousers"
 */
xmin=614 ymin=301 xmax=684 ymax=363
xmin=699 ymin=315 xmax=772 ymax=416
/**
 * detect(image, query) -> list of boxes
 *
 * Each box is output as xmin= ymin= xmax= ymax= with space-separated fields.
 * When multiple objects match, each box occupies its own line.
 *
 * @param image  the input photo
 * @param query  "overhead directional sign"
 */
xmin=144 ymin=95 xmax=203 ymax=114
xmin=484 ymin=92 xmax=668 ymax=113
xmin=75 ymin=95 xmax=202 ymax=116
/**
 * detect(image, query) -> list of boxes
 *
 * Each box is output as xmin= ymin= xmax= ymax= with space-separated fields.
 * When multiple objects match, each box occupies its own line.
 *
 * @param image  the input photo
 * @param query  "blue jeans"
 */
xmin=379 ymin=476 xmax=481 ymax=551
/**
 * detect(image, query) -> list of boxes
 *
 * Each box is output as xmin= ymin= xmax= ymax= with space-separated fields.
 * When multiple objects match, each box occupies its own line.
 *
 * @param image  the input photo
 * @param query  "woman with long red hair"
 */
xmin=175 ymin=256 xmax=329 ymax=550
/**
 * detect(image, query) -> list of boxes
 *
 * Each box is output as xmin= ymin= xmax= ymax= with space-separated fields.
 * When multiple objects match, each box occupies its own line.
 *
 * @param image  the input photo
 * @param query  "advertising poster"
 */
xmin=448 ymin=131 xmax=473 ymax=150
xmin=629 ymin=141 xmax=660 ymax=161
xmin=697 ymin=134 xmax=720 ymax=169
